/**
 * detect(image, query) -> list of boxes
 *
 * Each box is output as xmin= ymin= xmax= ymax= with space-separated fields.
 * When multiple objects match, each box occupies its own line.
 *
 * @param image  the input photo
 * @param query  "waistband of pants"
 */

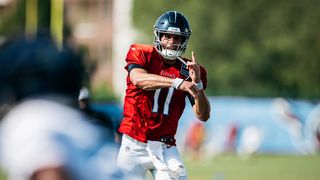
xmin=123 ymin=134 xmax=147 ymax=147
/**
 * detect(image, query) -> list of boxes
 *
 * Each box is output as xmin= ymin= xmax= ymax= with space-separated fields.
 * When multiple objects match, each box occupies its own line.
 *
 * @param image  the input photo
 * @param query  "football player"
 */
xmin=0 ymin=32 xmax=125 ymax=180
xmin=117 ymin=11 xmax=211 ymax=179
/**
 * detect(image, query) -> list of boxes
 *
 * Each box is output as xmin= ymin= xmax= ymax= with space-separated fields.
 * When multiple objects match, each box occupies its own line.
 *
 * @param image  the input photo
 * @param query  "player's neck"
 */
xmin=163 ymin=58 xmax=177 ymax=66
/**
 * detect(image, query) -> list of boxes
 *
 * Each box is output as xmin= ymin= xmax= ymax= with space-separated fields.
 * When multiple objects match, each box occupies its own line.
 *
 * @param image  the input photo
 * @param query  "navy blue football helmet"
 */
xmin=153 ymin=11 xmax=192 ymax=60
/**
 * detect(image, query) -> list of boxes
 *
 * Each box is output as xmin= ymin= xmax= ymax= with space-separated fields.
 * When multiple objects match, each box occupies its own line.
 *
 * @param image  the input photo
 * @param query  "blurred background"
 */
xmin=0 ymin=0 xmax=319 ymax=179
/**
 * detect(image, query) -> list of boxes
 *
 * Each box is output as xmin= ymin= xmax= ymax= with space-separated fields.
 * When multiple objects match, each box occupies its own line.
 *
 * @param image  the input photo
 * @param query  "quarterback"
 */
xmin=117 ymin=11 xmax=211 ymax=179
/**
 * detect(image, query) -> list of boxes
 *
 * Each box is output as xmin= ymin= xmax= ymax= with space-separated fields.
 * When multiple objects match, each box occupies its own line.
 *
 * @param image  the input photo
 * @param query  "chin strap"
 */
xmin=177 ymin=56 xmax=187 ymax=66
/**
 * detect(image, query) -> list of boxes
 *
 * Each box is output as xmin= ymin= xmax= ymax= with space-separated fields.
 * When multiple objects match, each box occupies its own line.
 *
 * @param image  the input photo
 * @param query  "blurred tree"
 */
xmin=132 ymin=0 xmax=320 ymax=99
xmin=0 ymin=1 xmax=25 ymax=36
xmin=0 ymin=0 xmax=68 ymax=43
xmin=0 ymin=0 xmax=50 ymax=34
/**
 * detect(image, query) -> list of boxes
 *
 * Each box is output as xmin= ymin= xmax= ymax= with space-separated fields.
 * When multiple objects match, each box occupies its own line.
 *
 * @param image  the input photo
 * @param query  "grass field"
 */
xmin=184 ymin=154 xmax=320 ymax=180
xmin=1 ymin=154 xmax=319 ymax=180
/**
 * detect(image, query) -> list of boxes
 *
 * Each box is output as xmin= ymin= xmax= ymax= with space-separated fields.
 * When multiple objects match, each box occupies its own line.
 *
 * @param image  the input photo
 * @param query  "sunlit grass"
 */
xmin=184 ymin=154 xmax=320 ymax=180
xmin=0 ymin=170 xmax=5 ymax=180
xmin=1 ymin=154 xmax=319 ymax=180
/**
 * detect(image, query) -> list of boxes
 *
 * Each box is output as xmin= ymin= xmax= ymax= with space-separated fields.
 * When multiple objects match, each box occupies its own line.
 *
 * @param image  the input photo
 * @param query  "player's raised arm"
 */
xmin=188 ymin=51 xmax=211 ymax=121
xmin=187 ymin=51 xmax=201 ymax=83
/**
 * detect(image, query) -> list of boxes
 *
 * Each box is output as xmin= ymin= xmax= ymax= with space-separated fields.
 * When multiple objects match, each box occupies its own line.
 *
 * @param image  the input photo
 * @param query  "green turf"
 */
xmin=0 ymin=170 xmax=4 ymax=180
xmin=1 ymin=155 xmax=319 ymax=180
xmin=184 ymin=154 xmax=320 ymax=180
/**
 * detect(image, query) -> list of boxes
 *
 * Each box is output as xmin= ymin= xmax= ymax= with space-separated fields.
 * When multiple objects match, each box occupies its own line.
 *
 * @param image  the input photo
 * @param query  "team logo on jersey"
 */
xmin=160 ymin=71 xmax=176 ymax=78
xmin=180 ymin=63 xmax=189 ymax=78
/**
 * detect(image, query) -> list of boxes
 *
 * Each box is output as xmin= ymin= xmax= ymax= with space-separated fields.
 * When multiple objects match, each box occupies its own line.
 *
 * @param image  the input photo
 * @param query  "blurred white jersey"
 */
xmin=0 ymin=98 xmax=122 ymax=180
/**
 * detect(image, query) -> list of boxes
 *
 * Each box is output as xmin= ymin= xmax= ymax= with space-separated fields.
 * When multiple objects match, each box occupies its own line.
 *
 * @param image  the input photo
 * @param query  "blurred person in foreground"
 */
xmin=0 ymin=32 xmax=124 ymax=180
xmin=117 ymin=10 xmax=211 ymax=179
xmin=78 ymin=86 xmax=120 ymax=143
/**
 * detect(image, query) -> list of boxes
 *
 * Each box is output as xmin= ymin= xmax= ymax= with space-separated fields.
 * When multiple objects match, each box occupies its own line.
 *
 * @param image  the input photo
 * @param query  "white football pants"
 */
xmin=117 ymin=134 xmax=188 ymax=180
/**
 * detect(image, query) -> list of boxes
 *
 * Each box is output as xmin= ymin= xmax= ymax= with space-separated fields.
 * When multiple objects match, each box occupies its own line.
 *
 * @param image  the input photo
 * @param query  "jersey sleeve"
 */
xmin=125 ymin=44 xmax=147 ymax=72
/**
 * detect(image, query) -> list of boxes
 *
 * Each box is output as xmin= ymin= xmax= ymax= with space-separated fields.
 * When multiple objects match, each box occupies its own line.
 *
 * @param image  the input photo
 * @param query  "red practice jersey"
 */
xmin=118 ymin=44 xmax=207 ymax=144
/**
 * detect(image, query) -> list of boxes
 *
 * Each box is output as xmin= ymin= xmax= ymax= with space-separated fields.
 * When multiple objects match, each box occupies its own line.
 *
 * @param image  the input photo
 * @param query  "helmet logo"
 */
xmin=168 ymin=27 xmax=181 ymax=33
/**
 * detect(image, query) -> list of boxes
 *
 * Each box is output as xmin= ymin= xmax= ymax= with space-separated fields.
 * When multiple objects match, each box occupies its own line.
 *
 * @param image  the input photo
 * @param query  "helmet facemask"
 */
xmin=154 ymin=29 xmax=190 ymax=60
